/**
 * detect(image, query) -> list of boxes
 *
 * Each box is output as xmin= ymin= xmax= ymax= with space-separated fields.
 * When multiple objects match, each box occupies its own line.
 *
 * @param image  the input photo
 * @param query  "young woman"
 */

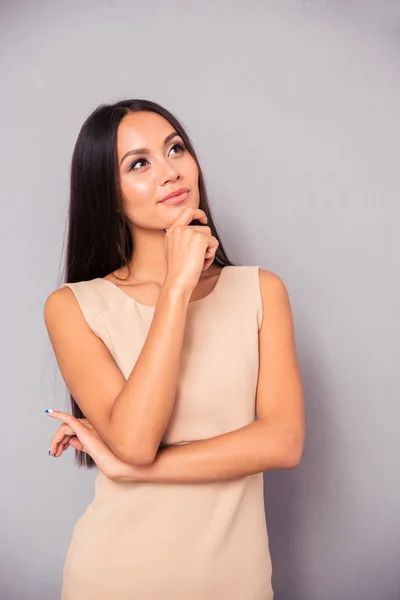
xmin=44 ymin=98 xmax=305 ymax=599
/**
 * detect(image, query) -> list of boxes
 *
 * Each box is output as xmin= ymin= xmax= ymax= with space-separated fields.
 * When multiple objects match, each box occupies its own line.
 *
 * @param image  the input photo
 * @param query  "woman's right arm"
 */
xmin=44 ymin=207 xmax=219 ymax=467
xmin=44 ymin=282 xmax=191 ymax=467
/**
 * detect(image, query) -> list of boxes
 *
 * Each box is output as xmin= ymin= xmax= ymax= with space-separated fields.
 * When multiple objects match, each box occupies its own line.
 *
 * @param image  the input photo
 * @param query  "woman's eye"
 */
xmin=169 ymin=142 xmax=185 ymax=155
xmin=129 ymin=158 xmax=149 ymax=171
xmin=128 ymin=143 xmax=185 ymax=171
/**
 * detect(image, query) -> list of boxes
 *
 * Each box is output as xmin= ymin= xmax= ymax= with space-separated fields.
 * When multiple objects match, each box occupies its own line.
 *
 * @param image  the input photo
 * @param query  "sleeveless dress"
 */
xmin=60 ymin=265 xmax=274 ymax=600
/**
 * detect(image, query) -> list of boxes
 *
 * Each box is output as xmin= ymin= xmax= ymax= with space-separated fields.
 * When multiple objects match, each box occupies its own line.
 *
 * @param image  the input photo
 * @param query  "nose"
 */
xmin=158 ymin=158 xmax=181 ymax=185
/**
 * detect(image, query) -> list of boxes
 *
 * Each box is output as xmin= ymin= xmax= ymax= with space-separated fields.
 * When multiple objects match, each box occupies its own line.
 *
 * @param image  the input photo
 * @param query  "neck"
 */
xmin=126 ymin=226 xmax=168 ymax=283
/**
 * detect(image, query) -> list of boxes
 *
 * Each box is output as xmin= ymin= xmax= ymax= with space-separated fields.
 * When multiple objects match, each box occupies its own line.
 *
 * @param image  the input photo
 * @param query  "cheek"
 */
xmin=186 ymin=157 xmax=199 ymax=183
xmin=121 ymin=175 xmax=155 ymax=206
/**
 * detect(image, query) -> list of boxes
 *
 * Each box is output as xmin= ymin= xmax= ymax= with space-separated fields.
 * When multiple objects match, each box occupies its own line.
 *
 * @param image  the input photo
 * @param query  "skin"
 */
xmin=110 ymin=110 xmax=221 ymax=292
xmin=45 ymin=111 xmax=305 ymax=482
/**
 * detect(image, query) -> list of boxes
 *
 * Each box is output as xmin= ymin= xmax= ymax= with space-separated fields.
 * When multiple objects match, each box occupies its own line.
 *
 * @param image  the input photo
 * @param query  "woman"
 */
xmin=44 ymin=98 xmax=305 ymax=599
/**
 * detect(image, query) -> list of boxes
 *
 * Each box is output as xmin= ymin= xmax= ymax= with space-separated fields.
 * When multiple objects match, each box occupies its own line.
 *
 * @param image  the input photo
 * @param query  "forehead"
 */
xmin=117 ymin=111 xmax=175 ymax=156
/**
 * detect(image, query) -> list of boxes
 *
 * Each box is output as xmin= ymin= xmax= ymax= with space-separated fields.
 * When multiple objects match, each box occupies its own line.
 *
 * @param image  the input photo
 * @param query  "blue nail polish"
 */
xmin=45 ymin=409 xmax=53 ymax=413
xmin=48 ymin=448 xmax=51 ymax=455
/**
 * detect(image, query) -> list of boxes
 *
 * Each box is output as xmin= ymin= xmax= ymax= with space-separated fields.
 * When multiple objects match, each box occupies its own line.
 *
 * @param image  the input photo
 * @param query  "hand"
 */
xmin=164 ymin=206 xmax=219 ymax=292
xmin=46 ymin=410 xmax=123 ymax=480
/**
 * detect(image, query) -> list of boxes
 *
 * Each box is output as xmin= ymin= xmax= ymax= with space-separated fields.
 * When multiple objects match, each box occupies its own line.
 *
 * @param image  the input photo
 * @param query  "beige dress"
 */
xmin=61 ymin=265 xmax=274 ymax=599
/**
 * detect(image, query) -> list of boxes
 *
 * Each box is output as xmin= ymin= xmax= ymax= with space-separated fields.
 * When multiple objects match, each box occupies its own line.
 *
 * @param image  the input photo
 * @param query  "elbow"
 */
xmin=110 ymin=423 xmax=158 ymax=466
xmin=283 ymin=433 xmax=304 ymax=469
xmin=285 ymin=449 xmax=302 ymax=469
xmin=115 ymin=442 xmax=156 ymax=467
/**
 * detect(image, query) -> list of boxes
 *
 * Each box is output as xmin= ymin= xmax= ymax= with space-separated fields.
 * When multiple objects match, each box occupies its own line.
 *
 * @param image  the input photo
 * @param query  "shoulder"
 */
xmin=43 ymin=279 xmax=99 ymax=325
xmin=258 ymin=267 xmax=291 ymax=302
xmin=257 ymin=268 xmax=293 ymax=333
xmin=258 ymin=268 xmax=287 ymax=294
xmin=44 ymin=279 xmax=118 ymax=329
xmin=43 ymin=285 xmax=82 ymax=328
xmin=44 ymin=284 xmax=76 ymax=314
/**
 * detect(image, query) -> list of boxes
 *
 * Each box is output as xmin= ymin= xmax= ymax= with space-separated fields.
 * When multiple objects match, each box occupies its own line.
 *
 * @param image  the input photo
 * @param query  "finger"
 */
xmin=204 ymin=247 xmax=217 ymax=259
xmin=45 ymin=409 xmax=79 ymax=431
xmin=51 ymin=439 xmax=69 ymax=458
xmin=56 ymin=439 xmax=72 ymax=457
xmin=69 ymin=436 xmax=84 ymax=452
xmin=46 ymin=410 xmax=88 ymax=453
xmin=50 ymin=433 xmax=71 ymax=457
xmin=206 ymin=236 xmax=219 ymax=255
xmin=202 ymin=240 xmax=219 ymax=271
xmin=46 ymin=410 xmax=116 ymax=475
xmin=184 ymin=225 xmax=211 ymax=235
xmin=56 ymin=437 xmax=80 ymax=457
xmin=178 ymin=226 xmax=214 ymax=248
xmin=54 ymin=441 xmax=67 ymax=458
xmin=168 ymin=207 xmax=208 ymax=230
xmin=189 ymin=231 xmax=218 ymax=256
xmin=49 ymin=424 xmax=74 ymax=451
xmin=46 ymin=410 xmax=97 ymax=448
xmin=202 ymin=256 xmax=216 ymax=271
xmin=46 ymin=411 xmax=93 ymax=436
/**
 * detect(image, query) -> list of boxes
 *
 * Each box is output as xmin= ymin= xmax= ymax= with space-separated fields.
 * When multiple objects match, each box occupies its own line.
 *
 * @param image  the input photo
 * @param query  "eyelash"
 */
xmin=128 ymin=143 xmax=186 ymax=171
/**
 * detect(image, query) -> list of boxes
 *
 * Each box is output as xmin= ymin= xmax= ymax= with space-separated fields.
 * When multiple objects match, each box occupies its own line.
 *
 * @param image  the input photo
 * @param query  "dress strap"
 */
xmin=62 ymin=280 xmax=116 ymax=338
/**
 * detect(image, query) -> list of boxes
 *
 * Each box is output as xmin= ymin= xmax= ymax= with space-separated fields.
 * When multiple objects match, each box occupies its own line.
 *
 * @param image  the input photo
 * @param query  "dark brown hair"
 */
xmin=63 ymin=98 xmax=237 ymax=469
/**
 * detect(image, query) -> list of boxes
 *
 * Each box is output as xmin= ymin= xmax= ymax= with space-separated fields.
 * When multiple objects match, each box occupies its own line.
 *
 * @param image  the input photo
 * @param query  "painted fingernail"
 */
xmin=163 ymin=228 xmax=167 ymax=232
xmin=48 ymin=448 xmax=51 ymax=455
xmin=45 ymin=409 xmax=53 ymax=413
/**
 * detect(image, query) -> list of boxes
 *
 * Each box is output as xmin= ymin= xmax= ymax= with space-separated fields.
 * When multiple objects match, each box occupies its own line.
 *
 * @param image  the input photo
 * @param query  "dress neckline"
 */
xmin=95 ymin=266 xmax=230 ymax=310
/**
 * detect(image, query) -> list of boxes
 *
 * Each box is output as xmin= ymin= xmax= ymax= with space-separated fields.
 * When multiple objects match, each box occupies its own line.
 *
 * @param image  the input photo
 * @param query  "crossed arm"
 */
xmin=113 ymin=271 xmax=305 ymax=484
xmin=48 ymin=270 xmax=304 ymax=482
xmin=113 ymin=417 xmax=301 ymax=484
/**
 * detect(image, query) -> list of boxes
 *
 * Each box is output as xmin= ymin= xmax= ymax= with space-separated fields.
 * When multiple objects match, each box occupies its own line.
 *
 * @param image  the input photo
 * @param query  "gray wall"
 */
xmin=1 ymin=1 xmax=399 ymax=598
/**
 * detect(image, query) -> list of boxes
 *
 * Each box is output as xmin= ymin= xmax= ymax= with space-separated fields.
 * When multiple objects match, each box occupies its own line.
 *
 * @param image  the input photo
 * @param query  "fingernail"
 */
xmin=48 ymin=448 xmax=51 ymax=455
xmin=45 ymin=409 xmax=53 ymax=413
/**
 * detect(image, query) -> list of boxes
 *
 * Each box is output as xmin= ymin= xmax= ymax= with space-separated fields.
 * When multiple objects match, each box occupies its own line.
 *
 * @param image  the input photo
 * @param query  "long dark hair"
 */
xmin=63 ymin=98 xmax=237 ymax=469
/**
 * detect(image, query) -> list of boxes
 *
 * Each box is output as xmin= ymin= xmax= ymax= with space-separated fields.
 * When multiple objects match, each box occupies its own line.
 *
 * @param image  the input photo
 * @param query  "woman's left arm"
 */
xmin=116 ymin=270 xmax=305 ymax=484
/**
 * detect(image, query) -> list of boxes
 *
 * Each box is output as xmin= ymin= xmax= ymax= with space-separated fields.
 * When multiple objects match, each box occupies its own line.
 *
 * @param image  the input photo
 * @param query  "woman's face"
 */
xmin=117 ymin=111 xmax=200 ymax=230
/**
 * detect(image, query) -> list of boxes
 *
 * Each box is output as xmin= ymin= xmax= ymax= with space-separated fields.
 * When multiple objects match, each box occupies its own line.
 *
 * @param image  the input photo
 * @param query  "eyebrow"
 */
xmin=120 ymin=131 xmax=182 ymax=165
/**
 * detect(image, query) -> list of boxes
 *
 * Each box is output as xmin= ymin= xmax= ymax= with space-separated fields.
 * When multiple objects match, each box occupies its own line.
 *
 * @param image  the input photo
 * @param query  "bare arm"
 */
xmin=112 ymin=417 xmax=301 ymax=483
xmin=44 ymin=282 xmax=191 ymax=466
xmin=109 ymin=284 xmax=191 ymax=464
xmin=47 ymin=269 xmax=303 ymax=479
xmin=110 ymin=269 xmax=305 ymax=481
xmin=44 ymin=207 xmax=219 ymax=467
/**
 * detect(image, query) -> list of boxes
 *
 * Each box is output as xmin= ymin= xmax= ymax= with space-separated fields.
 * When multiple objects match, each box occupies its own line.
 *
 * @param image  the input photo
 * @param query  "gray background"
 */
xmin=1 ymin=1 xmax=399 ymax=598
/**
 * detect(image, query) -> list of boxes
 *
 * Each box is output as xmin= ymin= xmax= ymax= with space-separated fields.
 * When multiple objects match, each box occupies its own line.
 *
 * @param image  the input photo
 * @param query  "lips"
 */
xmin=159 ymin=187 xmax=190 ymax=203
